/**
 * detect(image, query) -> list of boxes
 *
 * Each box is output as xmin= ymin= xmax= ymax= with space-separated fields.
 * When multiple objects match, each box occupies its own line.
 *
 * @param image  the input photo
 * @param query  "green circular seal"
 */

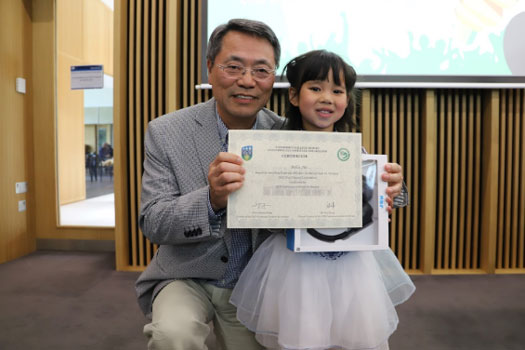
xmin=337 ymin=148 xmax=350 ymax=161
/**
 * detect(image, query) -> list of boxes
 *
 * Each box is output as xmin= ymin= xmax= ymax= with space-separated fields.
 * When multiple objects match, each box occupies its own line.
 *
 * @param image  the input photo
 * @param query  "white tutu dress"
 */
xmin=230 ymin=234 xmax=415 ymax=350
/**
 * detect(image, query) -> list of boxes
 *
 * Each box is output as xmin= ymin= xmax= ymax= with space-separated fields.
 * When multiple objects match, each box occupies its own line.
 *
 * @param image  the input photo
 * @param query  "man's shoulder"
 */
xmin=149 ymin=99 xmax=214 ymax=128
xmin=257 ymin=107 xmax=285 ymax=130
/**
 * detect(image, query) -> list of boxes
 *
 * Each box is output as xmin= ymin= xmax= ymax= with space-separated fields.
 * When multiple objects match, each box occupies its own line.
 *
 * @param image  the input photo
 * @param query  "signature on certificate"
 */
xmin=252 ymin=202 xmax=271 ymax=210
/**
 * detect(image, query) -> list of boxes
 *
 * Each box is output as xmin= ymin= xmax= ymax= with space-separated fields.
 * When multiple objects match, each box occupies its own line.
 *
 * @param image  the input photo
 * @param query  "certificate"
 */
xmin=227 ymin=130 xmax=362 ymax=228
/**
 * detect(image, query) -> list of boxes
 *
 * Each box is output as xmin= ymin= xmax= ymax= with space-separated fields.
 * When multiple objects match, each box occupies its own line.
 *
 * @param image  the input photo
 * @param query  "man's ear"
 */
xmin=289 ymin=88 xmax=299 ymax=107
xmin=207 ymin=59 xmax=215 ymax=85
xmin=206 ymin=59 xmax=213 ymax=75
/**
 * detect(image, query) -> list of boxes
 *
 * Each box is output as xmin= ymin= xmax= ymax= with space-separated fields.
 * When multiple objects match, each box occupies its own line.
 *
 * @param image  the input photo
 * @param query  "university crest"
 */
xmin=241 ymin=145 xmax=253 ymax=161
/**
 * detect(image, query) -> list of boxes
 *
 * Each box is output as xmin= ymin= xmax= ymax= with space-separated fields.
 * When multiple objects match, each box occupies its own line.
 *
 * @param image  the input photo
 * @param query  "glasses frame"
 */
xmin=216 ymin=64 xmax=276 ymax=81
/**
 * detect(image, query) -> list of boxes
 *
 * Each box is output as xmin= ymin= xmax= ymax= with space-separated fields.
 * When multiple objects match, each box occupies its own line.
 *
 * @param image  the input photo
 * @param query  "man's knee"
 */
xmin=144 ymin=318 xmax=211 ymax=350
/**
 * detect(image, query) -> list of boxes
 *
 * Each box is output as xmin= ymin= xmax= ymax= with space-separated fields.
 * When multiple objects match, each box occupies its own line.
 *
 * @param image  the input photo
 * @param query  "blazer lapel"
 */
xmin=192 ymin=98 xmax=222 ymax=181
xmin=191 ymin=99 xmax=233 ymax=253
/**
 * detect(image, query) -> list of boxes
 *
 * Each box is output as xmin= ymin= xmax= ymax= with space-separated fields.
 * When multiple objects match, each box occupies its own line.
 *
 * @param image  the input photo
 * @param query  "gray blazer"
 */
xmin=135 ymin=98 xmax=285 ymax=317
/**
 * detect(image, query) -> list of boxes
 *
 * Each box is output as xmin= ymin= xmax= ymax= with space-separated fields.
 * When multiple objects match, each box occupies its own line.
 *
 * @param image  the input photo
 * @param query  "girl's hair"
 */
xmin=282 ymin=50 xmax=357 ymax=132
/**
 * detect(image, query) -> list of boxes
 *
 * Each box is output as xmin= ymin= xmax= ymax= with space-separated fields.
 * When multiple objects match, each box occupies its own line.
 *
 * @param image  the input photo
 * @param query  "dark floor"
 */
xmin=1 ymin=251 xmax=524 ymax=350
xmin=0 ymin=251 xmax=145 ymax=350
xmin=85 ymin=170 xmax=114 ymax=199
xmin=390 ymin=273 xmax=525 ymax=350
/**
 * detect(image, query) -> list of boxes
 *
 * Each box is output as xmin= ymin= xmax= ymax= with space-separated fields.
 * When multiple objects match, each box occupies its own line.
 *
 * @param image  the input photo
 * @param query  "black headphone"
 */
xmin=307 ymin=175 xmax=374 ymax=242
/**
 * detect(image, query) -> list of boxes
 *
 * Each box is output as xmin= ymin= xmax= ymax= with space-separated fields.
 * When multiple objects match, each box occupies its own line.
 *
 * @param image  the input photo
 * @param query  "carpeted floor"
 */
xmin=390 ymin=272 xmax=525 ymax=350
xmin=0 ymin=251 xmax=145 ymax=350
xmin=0 ymin=251 xmax=524 ymax=350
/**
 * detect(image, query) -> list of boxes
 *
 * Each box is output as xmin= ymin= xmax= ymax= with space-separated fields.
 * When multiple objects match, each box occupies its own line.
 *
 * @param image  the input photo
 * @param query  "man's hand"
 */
xmin=381 ymin=162 xmax=404 ymax=214
xmin=208 ymin=152 xmax=245 ymax=211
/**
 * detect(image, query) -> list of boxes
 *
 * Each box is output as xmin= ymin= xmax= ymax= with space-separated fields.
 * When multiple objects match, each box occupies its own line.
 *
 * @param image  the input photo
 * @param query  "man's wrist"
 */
xmin=207 ymin=191 xmax=225 ymax=219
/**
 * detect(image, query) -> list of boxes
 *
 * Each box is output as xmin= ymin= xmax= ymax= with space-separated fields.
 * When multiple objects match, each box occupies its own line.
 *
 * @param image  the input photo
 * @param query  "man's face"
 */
xmin=207 ymin=31 xmax=276 ymax=129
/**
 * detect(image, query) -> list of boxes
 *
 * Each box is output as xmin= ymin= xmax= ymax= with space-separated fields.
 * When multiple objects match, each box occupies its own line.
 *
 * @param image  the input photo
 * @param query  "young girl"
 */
xmin=230 ymin=50 xmax=415 ymax=350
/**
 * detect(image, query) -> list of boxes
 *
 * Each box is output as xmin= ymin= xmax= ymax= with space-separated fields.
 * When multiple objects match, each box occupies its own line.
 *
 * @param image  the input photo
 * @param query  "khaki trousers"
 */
xmin=143 ymin=279 xmax=264 ymax=350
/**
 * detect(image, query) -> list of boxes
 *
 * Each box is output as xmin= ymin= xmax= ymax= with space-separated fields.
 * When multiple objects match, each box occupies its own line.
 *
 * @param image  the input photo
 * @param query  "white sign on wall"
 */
xmin=71 ymin=65 xmax=104 ymax=90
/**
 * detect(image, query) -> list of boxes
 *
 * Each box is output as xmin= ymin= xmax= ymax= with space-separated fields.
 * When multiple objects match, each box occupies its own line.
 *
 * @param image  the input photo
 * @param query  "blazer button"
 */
xmin=220 ymin=256 xmax=228 ymax=263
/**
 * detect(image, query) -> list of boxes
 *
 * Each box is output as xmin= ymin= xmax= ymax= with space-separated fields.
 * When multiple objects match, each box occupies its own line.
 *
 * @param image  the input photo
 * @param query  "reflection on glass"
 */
xmin=57 ymin=0 xmax=115 ymax=227
xmin=60 ymin=74 xmax=115 ymax=227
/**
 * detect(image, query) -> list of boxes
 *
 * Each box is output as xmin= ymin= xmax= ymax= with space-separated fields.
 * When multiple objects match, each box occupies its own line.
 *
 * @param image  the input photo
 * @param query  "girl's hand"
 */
xmin=381 ymin=162 xmax=404 ymax=214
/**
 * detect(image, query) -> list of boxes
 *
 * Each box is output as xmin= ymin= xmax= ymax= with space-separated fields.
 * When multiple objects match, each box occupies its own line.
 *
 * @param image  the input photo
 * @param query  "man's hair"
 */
xmin=206 ymin=18 xmax=281 ymax=68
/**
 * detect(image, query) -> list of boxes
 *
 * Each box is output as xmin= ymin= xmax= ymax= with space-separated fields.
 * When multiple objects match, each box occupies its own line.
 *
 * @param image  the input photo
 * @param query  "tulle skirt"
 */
xmin=230 ymin=234 xmax=415 ymax=350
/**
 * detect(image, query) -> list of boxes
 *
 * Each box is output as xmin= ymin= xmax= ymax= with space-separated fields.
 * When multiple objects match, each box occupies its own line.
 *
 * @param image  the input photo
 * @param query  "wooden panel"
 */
xmin=369 ymin=89 xmax=422 ymax=271
xmin=114 ymin=0 xmax=130 ymax=270
xmin=361 ymin=90 xmax=371 ymax=150
xmin=84 ymin=125 xmax=96 ymax=150
xmin=504 ymin=91 xmax=512 ymax=268
xmin=73 ymin=0 xmax=114 ymax=75
xmin=56 ymin=0 xmax=85 ymax=206
xmin=182 ymin=0 xmax=189 ymax=107
xmin=33 ymin=0 xmax=59 ymax=234
xmin=495 ymin=90 xmax=525 ymax=272
xmin=434 ymin=90 xmax=486 ymax=271
xmin=131 ymin=0 xmax=141 ymax=266
xmin=56 ymin=0 xmax=83 ymax=59
xmin=408 ymin=93 xmax=418 ymax=270
xmin=83 ymin=0 xmax=105 ymax=70
xmin=441 ymin=91 xmax=450 ymax=270
xmin=189 ymin=0 xmax=196 ymax=105
xmin=139 ymin=0 xmax=150 ymax=267
xmin=420 ymin=90 xmax=436 ymax=273
xmin=516 ymin=90 xmax=525 ymax=271
xmin=158 ymin=0 xmax=166 ymax=114
xmin=267 ymin=89 xmax=287 ymax=117
xmin=108 ymin=4 xmax=114 ymax=76
xmin=464 ymin=94 xmax=474 ymax=268
xmin=115 ymin=0 xmax=171 ymax=269
xmin=450 ymin=93 xmax=459 ymax=269
xmin=457 ymin=94 xmax=466 ymax=269
xmin=56 ymin=52 xmax=86 ymax=205
xmin=0 ymin=0 xmax=35 ymax=264
xmin=510 ymin=91 xmax=519 ymax=269
xmin=166 ymin=0 xmax=179 ymax=112
xmin=469 ymin=94 xmax=482 ymax=268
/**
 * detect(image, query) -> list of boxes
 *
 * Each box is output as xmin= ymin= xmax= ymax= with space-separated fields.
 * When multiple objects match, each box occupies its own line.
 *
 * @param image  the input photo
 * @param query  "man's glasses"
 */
xmin=217 ymin=64 xmax=275 ymax=81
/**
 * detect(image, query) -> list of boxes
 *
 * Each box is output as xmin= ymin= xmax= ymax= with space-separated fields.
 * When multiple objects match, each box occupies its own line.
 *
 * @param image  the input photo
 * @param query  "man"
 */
xmin=136 ymin=19 xmax=283 ymax=350
xmin=136 ymin=18 xmax=406 ymax=350
xmin=99 ymin=142 xmax=113 ymax=161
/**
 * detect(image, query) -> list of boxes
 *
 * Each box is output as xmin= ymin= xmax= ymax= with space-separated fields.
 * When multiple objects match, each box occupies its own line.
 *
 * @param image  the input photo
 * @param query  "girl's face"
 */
xmin=289 ymin=69 xmax=349 ymax=132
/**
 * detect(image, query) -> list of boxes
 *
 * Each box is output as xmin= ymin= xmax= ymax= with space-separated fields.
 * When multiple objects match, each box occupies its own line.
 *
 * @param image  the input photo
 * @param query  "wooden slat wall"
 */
xmin=115 ymin=0 xmax=525 ymax=274
xmin=363 ymin=89 xmax=422 ymax=272
xmin=179 ymin=0 xmax=209 ymax=108
xmin=434 ymin=90 xmax=483 ymax=272
xmin=496 ymin=89 xmax=525 ymax=272
xmin=115 ymin=0 xmax=168 ymax=270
